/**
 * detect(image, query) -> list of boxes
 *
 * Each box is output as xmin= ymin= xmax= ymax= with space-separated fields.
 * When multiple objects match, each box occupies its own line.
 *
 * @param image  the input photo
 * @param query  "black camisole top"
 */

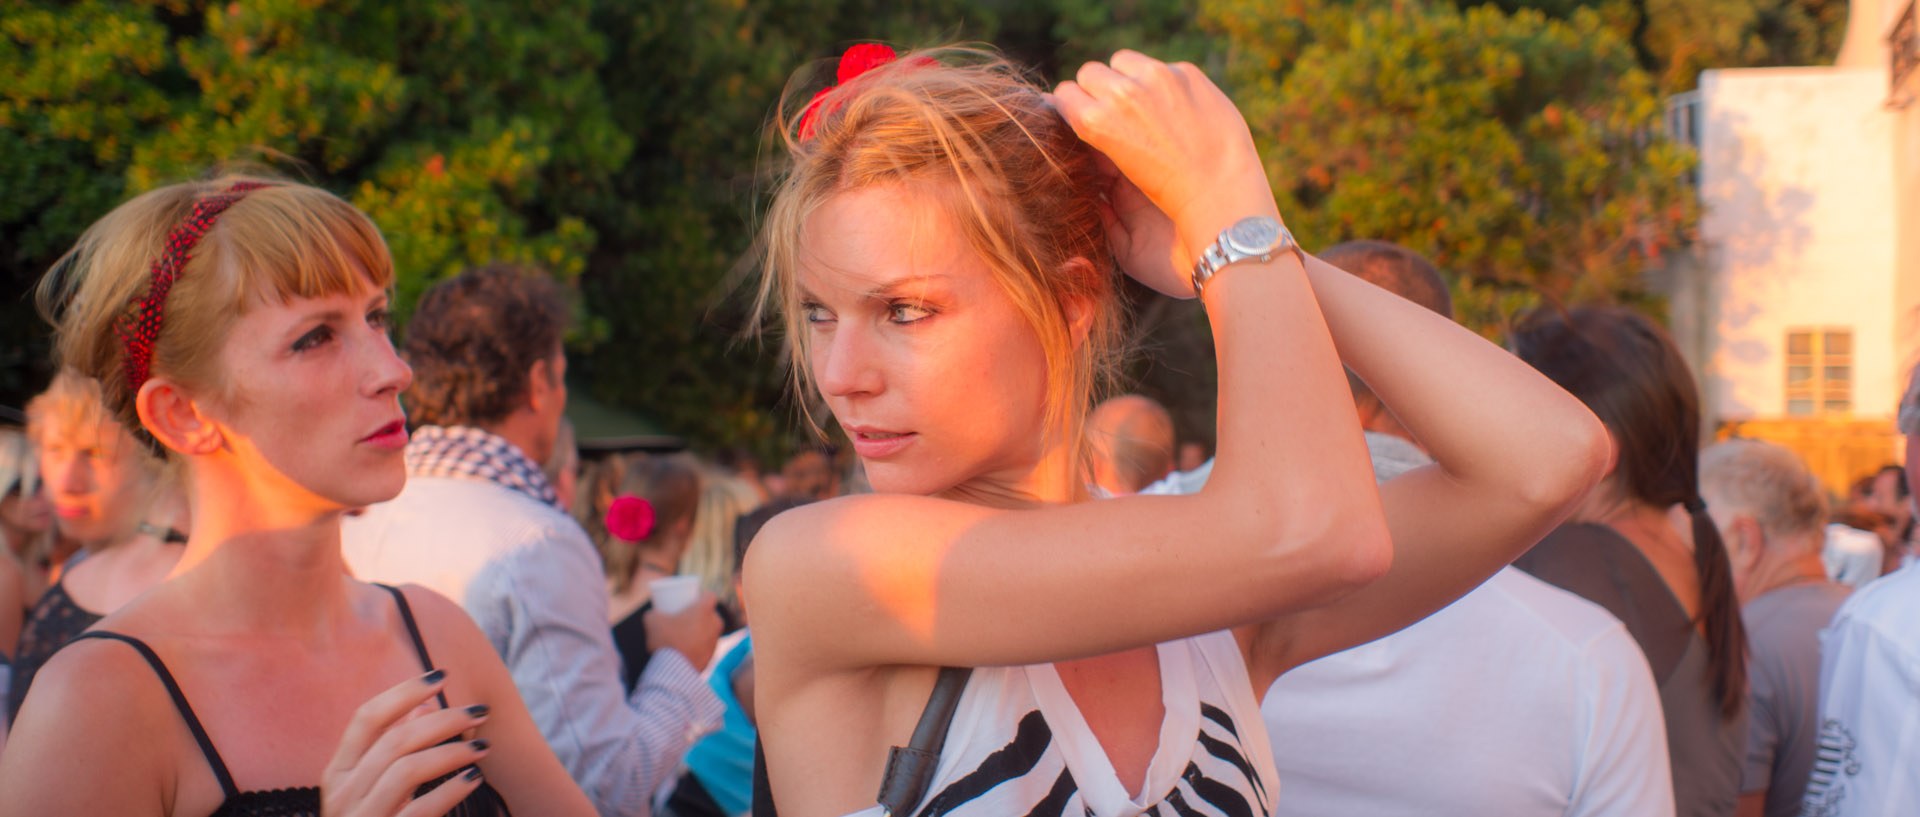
xmin=70 ymin=584 xmax=511 ymax=817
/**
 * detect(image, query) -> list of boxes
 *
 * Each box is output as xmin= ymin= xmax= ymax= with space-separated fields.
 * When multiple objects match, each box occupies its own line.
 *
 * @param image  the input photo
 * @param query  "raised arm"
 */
xmin=745 ymin=51 xmax=1392 ymax=676
xmin=1231 ymin=254 xmax=1610 ymax=686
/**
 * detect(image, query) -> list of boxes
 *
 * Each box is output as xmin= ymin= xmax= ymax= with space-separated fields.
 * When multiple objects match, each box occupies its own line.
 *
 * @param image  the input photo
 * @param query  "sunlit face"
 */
xmin=797 ymin=185 xmax=1052 ymax=496
xmin=198 ymin=281 xmax=412 ymax=512
xmin=38 ymin=416 xmax=151 ymax=546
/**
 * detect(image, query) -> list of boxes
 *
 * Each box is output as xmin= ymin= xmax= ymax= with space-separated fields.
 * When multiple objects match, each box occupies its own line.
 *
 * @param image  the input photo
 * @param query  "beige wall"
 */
xmin=1894 ymin=105 xmax=1919 ymax=421
xmin=1837 ymin=0 xmax=1897 ymax=68
xmin=1695 ymin=68 xmax=1901 ymax=428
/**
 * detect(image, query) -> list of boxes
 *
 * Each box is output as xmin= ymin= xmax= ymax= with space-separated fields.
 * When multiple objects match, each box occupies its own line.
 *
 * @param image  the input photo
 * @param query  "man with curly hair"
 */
xmin=343 ymin=264 xmax=723 ymax=817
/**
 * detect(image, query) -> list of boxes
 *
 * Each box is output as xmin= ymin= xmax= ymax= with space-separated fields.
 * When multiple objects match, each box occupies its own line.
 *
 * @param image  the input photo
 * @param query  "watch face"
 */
xmin=1225 ymin=217 xmax=1283 ymax=255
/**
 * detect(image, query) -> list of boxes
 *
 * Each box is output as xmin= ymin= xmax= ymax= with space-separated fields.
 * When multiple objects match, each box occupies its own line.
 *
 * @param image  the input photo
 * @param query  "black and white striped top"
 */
xmin=845 ymin=631 xmax=1279 ymax=817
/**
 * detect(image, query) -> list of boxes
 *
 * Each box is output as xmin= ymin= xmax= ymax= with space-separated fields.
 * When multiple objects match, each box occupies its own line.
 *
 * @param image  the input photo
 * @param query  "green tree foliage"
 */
xmin=1465 ymin=0 xmax=1849 ymax=92
xmin=0 ymin=0 xmax=1821 ymax=451
xmin=2 ymin=0 xmax=614 ymax=404
xmin=1206 ymin=0 xmax=1697 ymax=335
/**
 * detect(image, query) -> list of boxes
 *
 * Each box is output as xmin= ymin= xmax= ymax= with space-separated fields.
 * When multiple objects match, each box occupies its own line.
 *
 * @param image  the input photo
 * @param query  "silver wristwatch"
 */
xmin=1190 ymin=216 xmax=1305 ymax=297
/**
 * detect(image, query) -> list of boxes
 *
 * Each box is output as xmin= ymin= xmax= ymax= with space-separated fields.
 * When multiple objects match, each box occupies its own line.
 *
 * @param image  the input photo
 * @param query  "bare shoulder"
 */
xmin=0 ymin=635 xmax=175 ymax=808
xmin=741 ymin=493 xmax=977 ymax=603
xmin=388 ymin=582 xmax=493 ymax=658
xmin=383 ymin=583 xmax=513 ymax=695
xmin=746 ymin=493 xmax=992 ymax=565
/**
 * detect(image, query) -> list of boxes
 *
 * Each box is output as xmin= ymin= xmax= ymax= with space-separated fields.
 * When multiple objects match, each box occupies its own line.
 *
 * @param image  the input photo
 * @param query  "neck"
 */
xmin=1743 ymin=544 xmax=1830 ymax=603
xmin=940 ymin=434 xmax=1088 ymax=509
xmin=479 ymin=414 xmax=549 ymax=468
xmin=1573 ymin=484 xmax=1691 ymax=551
xmin=636 ymin=539 xmax=683 ymax=573
xmin=165 ymin=464 xmax=355 ymax=636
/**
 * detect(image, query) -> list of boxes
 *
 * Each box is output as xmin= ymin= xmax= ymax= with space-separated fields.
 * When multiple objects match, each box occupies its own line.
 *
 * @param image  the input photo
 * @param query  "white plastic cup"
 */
xmin=649 ymin=575 xmax=702 ymax=615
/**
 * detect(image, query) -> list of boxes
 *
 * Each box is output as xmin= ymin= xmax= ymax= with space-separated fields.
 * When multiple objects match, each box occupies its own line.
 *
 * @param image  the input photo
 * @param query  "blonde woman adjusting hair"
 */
xmin=744 ymin=46 xmax=1612 ymax=817
xmin=0 ymin=178 xmax=595 ymax=817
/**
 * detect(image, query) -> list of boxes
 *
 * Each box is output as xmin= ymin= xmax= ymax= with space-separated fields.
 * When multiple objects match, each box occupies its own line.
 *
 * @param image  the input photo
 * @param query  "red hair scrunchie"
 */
xmin=796 ymin=44 xmax=936 ymax=141
xmin=605 ymin=495 xmax=656 ymax=543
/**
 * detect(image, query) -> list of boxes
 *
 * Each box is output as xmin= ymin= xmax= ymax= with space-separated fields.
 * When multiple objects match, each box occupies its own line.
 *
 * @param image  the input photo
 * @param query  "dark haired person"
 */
xmin=1800 ymin=361 xmax=1920 ymax=814
xmin=1861 ymin=464 xmax=1911 ymax=554
xmin=343 ymin=264 xmax=724 ymax=817
xmin=1511 ymin=305 xmax=1747 ymax=817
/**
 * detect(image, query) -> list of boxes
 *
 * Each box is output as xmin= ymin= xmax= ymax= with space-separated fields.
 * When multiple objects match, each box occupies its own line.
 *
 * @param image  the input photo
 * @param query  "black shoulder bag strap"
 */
xmin=751 ymin=666 xmax=973 ymax=817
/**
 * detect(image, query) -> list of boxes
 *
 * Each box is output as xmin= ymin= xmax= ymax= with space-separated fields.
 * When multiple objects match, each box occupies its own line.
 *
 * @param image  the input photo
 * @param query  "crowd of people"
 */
xmin=0 ymin=42 xmax=1913 ymax=817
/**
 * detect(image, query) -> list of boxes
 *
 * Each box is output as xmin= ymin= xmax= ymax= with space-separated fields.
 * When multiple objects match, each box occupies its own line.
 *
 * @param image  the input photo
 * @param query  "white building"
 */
xmin=1667 ymin=0 xmax=1919 ymax=494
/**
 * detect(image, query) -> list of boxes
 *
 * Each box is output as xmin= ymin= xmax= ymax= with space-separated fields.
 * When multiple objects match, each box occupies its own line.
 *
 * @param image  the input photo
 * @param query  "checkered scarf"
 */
xmin=405 ymin=425 xmax=560 ymax=509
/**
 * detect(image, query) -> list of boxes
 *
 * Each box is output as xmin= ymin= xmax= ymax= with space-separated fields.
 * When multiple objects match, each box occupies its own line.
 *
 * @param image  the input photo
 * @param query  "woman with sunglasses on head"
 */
xmin=0 ymin=428 xmax=51 ymax=648
xmin=744 ymin=45 xmax=1611 ymax=815
xmin=0 ymin=177 xmax=595 ymax=817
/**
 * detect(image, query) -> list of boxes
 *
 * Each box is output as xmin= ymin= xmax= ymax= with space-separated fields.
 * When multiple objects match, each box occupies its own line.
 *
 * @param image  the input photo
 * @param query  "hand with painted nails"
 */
xmin=321 ymin=670 xmax=493 ymax=817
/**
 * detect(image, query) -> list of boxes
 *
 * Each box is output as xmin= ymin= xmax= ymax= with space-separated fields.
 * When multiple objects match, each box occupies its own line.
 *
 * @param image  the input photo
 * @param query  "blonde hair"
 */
xmin=35 ymin=175 xmax=394 ymax=450
xmin=0 ymin=429 xmax=38 ymax=502
xmin=756 ymin=45 xmax=1122 ymax=482
xmin=0 ymin=428 xmax=53 ymax=566
xmin=679 ymin=466 xmax=764 ymax=606
xmin=24 ymin=369 xmax=114 ymax=450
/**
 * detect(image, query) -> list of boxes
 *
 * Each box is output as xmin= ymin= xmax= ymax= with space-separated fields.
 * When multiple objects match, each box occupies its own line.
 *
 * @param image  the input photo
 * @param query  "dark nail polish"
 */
xmin=464 ymin=766 xmax=484 ymax=782
xmin=470 ymin=738 xmax=491 ymax=752
xmin=422 ymin=669 xmax=445 ymax=685
xmin=465 ymin=704 xmax=490 ymax=718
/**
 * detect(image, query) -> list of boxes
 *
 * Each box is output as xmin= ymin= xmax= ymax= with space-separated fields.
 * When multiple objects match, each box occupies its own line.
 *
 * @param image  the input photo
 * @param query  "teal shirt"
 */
xmin=686 ymin=632 xmax=757 ymax=815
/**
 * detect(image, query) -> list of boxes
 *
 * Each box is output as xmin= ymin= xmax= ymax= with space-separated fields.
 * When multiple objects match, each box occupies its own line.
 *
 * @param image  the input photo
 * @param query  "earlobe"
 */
xmin=1730 ymin=517 xmax=1763 ymax=569
xmin=526 ymin=358 xmax=554 ymax=414
xmin=1059 ymin=257 xmax=1097 ymax=351
xmin=135 ymin=378 xmax=224 ymax=456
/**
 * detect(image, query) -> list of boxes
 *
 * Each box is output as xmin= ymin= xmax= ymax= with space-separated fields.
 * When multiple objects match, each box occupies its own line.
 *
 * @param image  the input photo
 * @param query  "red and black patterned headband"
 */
xmin=117 ymin=181 xmax=275 ymax=392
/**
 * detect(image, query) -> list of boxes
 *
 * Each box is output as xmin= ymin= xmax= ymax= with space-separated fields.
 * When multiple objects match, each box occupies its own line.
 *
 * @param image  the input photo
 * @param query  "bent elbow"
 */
xmin=1334 ymin=513 xmax=1394 ymax=592
xmin=1266 ymin=493 xmax=1393 ymax=604
xmin=1518 ymin=407 xmax=1612 ymax=514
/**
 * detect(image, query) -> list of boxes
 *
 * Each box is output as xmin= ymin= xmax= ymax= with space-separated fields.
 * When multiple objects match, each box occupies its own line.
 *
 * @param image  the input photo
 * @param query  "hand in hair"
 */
xmin=1049 ymin=50 xmax=1280 ymax=296
xmin=321 ymin=672 xmax=491 ymax=817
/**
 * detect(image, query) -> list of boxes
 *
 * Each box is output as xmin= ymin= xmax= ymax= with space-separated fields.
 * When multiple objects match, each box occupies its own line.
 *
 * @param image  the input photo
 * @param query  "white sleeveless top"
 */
xmin=843 ymin=631 xmax=1280 ymax=817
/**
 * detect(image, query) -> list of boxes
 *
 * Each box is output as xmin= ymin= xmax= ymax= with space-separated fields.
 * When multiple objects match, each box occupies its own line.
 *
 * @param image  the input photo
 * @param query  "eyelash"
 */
xmin=799 ymin=301 xmax=934 ymax=325
xmin=889 ymin=302 xmax=933 ymax=324
xmin=292 ymin=308 xmax=393 ymax=353
xmin=292 ymin=326 xmax=334 ymax=352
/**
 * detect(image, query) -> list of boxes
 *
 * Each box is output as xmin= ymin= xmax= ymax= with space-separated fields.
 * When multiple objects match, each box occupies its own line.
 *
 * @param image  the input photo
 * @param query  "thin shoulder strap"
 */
xmin=70 ymin=631 xmax=241 ymax=800
xmin=750 ymin=666 xmax=973 ymax=817
xmin=376 ymin=584 xmax=451 ymax=709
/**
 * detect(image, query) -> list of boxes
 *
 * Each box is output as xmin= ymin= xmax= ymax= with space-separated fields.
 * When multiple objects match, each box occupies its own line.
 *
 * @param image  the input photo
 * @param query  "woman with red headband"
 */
xmin=0 ymin=178 xmax=594 ymax=816
xmin=745 ymin=46 xmax=1612 ymax=815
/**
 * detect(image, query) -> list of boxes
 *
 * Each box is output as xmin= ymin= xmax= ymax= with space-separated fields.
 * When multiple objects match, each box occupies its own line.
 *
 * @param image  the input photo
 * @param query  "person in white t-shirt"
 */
xmin=1147 ymin=241 xmax=1673 ymax=816
xmin=1801 ymin=362 xmax=1920 ymax=816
